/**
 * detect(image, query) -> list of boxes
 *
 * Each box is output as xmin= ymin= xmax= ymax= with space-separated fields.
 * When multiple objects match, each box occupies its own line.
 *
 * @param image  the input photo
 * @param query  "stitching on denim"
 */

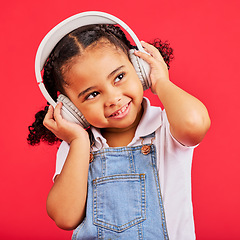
xmin=152 ymin=145 xmax=169 ymax=239
xmin=94 ymin=218 xmax=146 ymax=233
xmin=71 ymin=217 xmax=87 ymax=240
xmin=97 ymin=226 xmax=103 ymax=240
xmin=140 ymin=174 xmax=146 ymax=221
xmin=94 ymin=173 xmax=143 ymax=183
xmin=93 ymin=180 xmax=98 ymax=235
xmin=137 ymin=222 xmax=143 ymax=240
xmin=101 ymin=151 xmax=106 ymax=177
xmin=128 ymin=149 xmax=136 ymax=173
xmin=92 ymin=145 xmax=143 ymax=157
xmin=151 ymin=145 xmax=169 ymax=240
xmin=93 ymin=174 xmax=146 ymax=232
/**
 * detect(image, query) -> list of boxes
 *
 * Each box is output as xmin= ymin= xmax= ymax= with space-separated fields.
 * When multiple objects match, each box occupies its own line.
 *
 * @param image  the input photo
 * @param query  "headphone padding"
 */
xmin=129 ymin=49 xmax=151 ymax=90
xmin=57 ymin=94 xmax=90 ymax=129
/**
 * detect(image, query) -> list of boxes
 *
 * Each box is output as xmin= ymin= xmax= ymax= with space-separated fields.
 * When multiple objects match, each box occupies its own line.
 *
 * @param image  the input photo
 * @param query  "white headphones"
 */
xmin=35 ymin=11 xmax=151 ymax=128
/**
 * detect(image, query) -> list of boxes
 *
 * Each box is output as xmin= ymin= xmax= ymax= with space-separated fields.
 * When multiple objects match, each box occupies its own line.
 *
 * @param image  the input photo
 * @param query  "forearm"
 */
xmin=46 ymin=138 xmax=90 ymax=230
xmin=156 ymin=80 xmax=211 ymax=146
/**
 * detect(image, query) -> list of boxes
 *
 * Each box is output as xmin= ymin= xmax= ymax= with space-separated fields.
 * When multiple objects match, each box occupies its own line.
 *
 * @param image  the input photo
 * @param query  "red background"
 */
xmin=1 ymin=0 xmax=240 ymax=239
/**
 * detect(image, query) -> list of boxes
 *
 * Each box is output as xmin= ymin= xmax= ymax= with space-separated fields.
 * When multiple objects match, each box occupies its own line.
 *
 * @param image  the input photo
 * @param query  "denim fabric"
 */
xmin=72 ymin=141 xmax=169 ymax=240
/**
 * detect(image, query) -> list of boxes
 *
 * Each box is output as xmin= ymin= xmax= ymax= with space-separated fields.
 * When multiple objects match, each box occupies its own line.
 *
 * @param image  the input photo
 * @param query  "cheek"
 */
xmin=127 ymin=76 xmax=144 ymax=97
xmin=129 ymin=69 xmax=143 ymax=87
xmin=80 ymin=104 xmax=103 ymax=122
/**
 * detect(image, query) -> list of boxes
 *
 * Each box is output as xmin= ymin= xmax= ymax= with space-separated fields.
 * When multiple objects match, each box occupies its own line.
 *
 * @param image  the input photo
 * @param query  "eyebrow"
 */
xmin=107 ymin=65 xmax=124 ymax=79
xmin=78 ymin=65 xmax=125 ymax=98
xmin=78 ymin=86 xmax=95 ymax=98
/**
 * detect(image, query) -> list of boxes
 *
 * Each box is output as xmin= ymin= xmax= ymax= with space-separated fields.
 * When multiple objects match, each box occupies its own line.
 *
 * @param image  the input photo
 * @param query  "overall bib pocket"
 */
xmin=92 ymin=174 xmax=146 ymax=232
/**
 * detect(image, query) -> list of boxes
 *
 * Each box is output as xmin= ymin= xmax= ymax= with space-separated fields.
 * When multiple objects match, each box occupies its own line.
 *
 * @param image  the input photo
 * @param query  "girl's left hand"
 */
xmin=134 ymin=41 xmax=170 ymax=94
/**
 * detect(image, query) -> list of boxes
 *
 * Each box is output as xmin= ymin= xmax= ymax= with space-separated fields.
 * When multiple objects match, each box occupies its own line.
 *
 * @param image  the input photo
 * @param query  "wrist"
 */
xmin=152 ymin=77 xmax=170 ymax=94
xmin=69 ymin=132 xmax=90 ymax=146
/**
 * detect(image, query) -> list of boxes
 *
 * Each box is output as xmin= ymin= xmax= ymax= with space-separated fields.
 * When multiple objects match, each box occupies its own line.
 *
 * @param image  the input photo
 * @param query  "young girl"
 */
xmin=28 ymin=17 xmax=210 ymax=240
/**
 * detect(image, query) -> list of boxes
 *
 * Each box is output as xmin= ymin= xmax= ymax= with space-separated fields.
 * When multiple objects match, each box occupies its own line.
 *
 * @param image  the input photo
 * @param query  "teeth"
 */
xmin=112 ymin=104 xmax=128 ymax=116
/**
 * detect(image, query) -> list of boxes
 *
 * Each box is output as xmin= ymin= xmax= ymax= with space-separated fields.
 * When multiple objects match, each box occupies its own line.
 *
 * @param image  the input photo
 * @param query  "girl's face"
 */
xmin=63 ymin=41 xmax=144 ymax=133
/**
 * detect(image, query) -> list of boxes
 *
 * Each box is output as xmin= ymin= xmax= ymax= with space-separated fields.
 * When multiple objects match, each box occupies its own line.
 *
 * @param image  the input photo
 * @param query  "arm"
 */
xmin=135 ymin=42 xmax=211 ymax=146
xmin=43 ymin=103 xmax=90 ymax=230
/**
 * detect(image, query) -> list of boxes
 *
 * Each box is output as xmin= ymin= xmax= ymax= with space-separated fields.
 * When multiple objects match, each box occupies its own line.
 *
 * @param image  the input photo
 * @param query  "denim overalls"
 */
xmin=72 ymin=134 xmax=169 ymax=240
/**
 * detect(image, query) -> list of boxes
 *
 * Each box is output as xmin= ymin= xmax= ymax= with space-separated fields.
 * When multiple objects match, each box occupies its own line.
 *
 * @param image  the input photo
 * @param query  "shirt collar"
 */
xmin=90 ymin=97 xmax=162 ymax=150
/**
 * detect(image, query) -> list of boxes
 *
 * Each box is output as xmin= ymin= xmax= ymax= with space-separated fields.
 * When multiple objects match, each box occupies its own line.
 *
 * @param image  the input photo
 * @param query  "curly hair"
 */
xmin=27 ymin=24 xmax=174 ymax=145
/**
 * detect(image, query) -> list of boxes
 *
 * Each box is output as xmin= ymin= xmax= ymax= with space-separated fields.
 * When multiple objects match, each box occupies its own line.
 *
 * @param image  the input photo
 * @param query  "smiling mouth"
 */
xmin=108 ymin=102 xmax=131 ymax=119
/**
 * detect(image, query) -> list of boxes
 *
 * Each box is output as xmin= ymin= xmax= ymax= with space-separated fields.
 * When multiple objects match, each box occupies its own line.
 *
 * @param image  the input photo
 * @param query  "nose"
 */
xmin=104 ymin=87 xmax=122 ymax=107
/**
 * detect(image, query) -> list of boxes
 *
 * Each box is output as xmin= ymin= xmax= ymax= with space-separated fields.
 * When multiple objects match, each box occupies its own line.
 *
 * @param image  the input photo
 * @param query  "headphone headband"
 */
xmin=35 ymin=11 xmax=148 ymax=107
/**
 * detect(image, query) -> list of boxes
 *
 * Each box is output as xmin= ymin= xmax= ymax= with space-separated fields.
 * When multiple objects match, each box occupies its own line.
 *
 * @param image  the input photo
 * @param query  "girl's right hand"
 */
xmin=43 ymin=102 xmax=89 ymax=144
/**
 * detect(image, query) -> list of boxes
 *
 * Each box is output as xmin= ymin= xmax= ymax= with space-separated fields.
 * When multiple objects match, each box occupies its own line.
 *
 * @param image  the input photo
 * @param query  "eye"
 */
xmin=114 ymin=73 xmax=125 ymax=84
xmin=86 ymin=91 xmax=99 ymax=100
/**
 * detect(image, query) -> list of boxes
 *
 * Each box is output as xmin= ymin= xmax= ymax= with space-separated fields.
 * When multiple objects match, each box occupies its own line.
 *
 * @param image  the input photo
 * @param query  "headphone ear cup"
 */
xmin=129 ymin=49 xmax=151 ymax=90
xmin=57 ymin=94 xmax=90 ymax=129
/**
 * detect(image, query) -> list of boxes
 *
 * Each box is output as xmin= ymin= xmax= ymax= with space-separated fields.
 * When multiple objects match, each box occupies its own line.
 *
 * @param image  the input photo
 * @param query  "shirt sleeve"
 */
xmin=52 ymin=141 xmax=70 ymax=181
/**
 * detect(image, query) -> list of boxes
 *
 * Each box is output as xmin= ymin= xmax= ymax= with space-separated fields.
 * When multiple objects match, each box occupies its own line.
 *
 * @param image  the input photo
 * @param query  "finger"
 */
xmin=140 ymin=41 xmax=164 ymax=61
xmin=43 ymin=105 xmax=57 ymax=130
xmin=134 ymin=49 xmax=156 ymax=66
xmin=53 ymin=102 xmax=64 ymax=123
xmin=44 ymin=105 xmax=54 ymax=120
